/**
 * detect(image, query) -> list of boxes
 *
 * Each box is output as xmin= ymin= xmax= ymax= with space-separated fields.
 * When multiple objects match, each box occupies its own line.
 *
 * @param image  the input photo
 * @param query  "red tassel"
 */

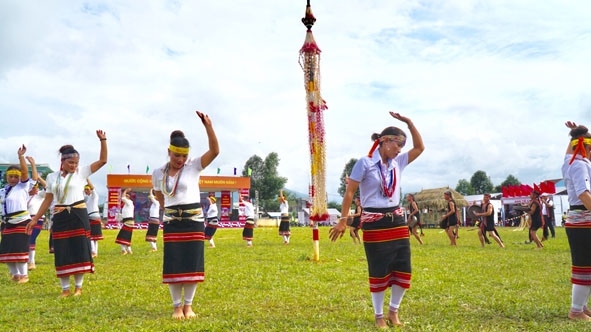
xmin=570 ymin=137 xmax=587 ymax=165
xmin=367 ymin=139 xmax=380 ymax=157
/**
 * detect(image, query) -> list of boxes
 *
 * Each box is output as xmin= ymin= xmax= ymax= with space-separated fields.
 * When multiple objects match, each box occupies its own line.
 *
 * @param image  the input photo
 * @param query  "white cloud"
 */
xmin=1 ymin=0 xmax=591 ymax=202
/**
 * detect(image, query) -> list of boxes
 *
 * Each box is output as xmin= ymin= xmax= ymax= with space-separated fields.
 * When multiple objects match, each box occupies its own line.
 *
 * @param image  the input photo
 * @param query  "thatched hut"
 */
xmin=412 ymin=187 xmax=468 ymax=227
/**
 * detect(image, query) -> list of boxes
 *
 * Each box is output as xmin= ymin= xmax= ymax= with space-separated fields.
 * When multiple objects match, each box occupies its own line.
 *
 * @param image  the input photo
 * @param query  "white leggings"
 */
xmin=60 ymin=274 xmax=84 ymax=291
xmin=168 ymin=283 xmax=198 ymax=307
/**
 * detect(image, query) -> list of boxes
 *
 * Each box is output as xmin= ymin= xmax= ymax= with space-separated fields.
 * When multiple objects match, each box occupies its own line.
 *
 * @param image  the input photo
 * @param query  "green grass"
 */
xmin=0 ymin=225 xmax=587 ymax=331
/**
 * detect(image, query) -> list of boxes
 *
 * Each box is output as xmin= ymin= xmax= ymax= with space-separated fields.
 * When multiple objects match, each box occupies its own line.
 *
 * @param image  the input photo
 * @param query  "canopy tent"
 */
xmin=412 ymin=187 xmax=469 ymax=227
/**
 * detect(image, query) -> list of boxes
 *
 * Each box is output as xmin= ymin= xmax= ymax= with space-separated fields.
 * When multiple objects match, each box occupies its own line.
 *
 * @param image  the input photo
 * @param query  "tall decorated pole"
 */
xmin=299 ymin=0 xmax=328 ymax=262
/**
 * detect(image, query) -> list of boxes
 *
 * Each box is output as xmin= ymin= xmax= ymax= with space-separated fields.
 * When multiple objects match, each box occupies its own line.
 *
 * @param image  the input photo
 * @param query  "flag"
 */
xmin=109 ymin=165 xmax=112 ymax=174
xmin=233 ymin=167 xmax=237 ymax=175
xmin=247 ymin=167 xmax=252 ymax=176
xmin=217 ymin=168 xmax=221 ymax=174
xmin=127 ymin=164 xmax=130 ymax=174
xmin=145 ymin=165 xmax=150 ymax=174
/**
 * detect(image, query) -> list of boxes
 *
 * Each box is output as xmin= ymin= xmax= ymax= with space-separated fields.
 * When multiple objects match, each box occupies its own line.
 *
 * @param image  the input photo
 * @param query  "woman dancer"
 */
xmin=204 ymin=195 xmax=218 ymax=248
xmin=406 ymin=194 xmax=423 ymax=245
xmin=441 ymin=191 xmax=458 ymax=246
xmin=152 ymin=111 xmax=219 ymax=319
xmin=561 ymin=121 xmax=591 ymax=320
xmin=115 ymin=188 xmax=134 ymax=255
xmin=145 ymin=189 xmax=161 ymax=252
xmin=27 ymin=163 xmax=46 ymax=271
xmin=27 ymin=130 xmax=108 ymax=297
xmin=241 ymin=195 xmax=255 ymax=247
xmin=349 ymin=197 xmax=362 ymax=244
xmin=526 ymin=190 xmax=544 ymax=249
xmin=278 ymin=190 xmax=291 ymax=244
xmin=329 ymin=112 xmax=424 ymax=328
xmin=84 ymin=178 xmax=103 ymax=258
xmin=1 ymin=146 xmax=37 ymax=283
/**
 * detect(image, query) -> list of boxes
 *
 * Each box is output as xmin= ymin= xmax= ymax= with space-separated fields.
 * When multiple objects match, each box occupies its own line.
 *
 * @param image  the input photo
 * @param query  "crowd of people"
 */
xmin=2 ymin=112 xmax=590 ymax=326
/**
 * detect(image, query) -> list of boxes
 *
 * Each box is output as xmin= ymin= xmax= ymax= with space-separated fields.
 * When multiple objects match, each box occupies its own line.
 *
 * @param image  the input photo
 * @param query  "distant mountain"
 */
xmin=285 ymin=188 xmax=309 ymax=199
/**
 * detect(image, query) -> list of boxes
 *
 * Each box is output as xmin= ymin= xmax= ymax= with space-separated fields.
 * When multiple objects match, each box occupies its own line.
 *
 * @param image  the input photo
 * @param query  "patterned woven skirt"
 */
xmin=52 ymin=204 xmax=94 ymax=277
xmin=0 ymin=219 xmax=30 ymax=263
xmin=145 ymin=218 xmax=160 ymax=242
xmin=565 ymin=211 xmax=591 ymax=286
xmin=278 ymin=214 xmax=291 ymax=236
xmin=362 ymin=207 xmax=411 ymax=293
xmin=162 ymin=203 xmax=204 ymax=284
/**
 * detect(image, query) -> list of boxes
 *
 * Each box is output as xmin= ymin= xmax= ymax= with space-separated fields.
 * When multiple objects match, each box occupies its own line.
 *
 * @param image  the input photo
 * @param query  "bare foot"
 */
xmin=183 ymin=305 xmax=196 ymax=319
xmin=28 ymin=262 xmax=36 ymax=270
xmin=172 ymin=306 xmax=185 ymax=320
xmin=91 ymin=252 xmax=97 ymax=258
xmin=374 ymin=317 xmax=388 ymax=329
xmin=17 ymin=275 xmax=29 ymax=284
xmin=568 ymin=311 xmax=591 ymax=321
xmin=584 ymin=308 xmax=591 ymax=317
xmin=74 ymin=288 xmax=82 ymax=296
xmin=388 ymin=311 xmax=405 ymax=327
xmin=59 ymin=290 xmax=71 ymax=298
xmin=121 ymin=251 xmax=127 ymax=255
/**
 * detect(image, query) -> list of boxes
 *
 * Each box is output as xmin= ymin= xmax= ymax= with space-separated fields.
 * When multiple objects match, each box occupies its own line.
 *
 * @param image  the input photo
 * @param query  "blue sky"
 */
xmin=1 ymin=0 xmax=591 ymax=202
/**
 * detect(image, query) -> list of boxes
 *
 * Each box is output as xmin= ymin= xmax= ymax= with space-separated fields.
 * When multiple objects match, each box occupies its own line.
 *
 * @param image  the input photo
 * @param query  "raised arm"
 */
xmin=390 ymin=112 xmax=424 ymax=164
xmin=26 ymin=155 xmax=38 ymax=182
xmin=196 ymin=111 xmax=219 ymax=169
xmin=36 ymin=176 xmax=47 ymax=188
xmin=17 ymin=145 xmax=29 ymax=182
xmin=90 ymin=130 xmax=108 ymax=173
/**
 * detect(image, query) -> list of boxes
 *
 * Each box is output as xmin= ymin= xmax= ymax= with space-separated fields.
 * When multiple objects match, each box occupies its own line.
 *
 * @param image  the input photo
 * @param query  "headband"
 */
xmin=169 ymin=145 xmax=189 ymax=155
xmin=61 ymin=153 xmax=79 ymax=161
xmin=84 ymin=185 xmax=91 ymax=190
xmin=6 ymin=170 xmax=22 ymax=176
xmin=367 ymin=135 xmax=406 ymax=157
xmin=569 ymin=137 xmax=591 ymax=165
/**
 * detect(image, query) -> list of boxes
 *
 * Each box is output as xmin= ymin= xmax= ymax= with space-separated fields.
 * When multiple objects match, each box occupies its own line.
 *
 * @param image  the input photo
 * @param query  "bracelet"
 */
xmin=100 ymin=138 xmax=107 ymax=141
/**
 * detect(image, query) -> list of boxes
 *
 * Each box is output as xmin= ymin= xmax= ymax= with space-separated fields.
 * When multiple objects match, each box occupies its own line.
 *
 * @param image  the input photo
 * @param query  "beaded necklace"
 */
xmin=161 ymin=163 xmax=184 ymax=197
xmin=377 ymin=162 xmax=396 ymax=200
xmin=55 ymin=172 xmax=74 ymax=204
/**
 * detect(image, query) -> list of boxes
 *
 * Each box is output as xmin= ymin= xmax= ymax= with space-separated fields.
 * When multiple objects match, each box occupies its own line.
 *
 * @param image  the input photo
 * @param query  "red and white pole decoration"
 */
xmin=300 ymin=0 xmax=328 ymax=261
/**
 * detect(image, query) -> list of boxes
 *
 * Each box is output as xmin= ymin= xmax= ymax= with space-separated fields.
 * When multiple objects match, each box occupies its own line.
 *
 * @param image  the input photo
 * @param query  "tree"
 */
xmin=494 ymin=174 xmax=521 ymax=192
xmin=455 ymin=179 xmax=474 ymax=196
xmin=338 ymin=158 xmax=359 ymax=198
xmin=242 ymin=152 xmax=287 ymax=211
xmin=470 ymin=170 xmax=494 ymax=195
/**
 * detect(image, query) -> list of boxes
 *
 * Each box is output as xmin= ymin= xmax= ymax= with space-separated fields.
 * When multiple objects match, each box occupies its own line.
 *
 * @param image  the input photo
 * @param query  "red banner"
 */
xmin=107 ymin=187 xmax=120 ymax=223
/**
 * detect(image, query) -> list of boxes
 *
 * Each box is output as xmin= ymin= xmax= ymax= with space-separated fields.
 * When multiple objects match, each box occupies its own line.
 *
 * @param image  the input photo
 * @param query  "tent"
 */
xmin=412 ymin=187 xmax=469 ymax=227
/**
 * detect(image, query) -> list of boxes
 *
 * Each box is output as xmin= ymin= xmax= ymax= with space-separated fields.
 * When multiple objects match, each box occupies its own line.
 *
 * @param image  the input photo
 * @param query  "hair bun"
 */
xmin=370 ymin=133 xmax=381 ymax=141
xmin=570 ymin=125 xmax=589 ymax=138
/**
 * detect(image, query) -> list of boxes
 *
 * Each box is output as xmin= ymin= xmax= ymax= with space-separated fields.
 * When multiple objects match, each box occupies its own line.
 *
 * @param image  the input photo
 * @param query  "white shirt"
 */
xmin=242 ymin=200 xmax=254 ymax=219
xmin=207 ymin=202 xmax=218 ymax=219
xmin=562 ymin=154 xmax=591 ymax=207
xmin=148 ymin=195 xmax=160 ymax=219
xmin=0 ymin=179 xmax=35 ymax=223
xmin=280 ymin=200 xmax=289 ymax=214
xmin=28 ymin=189 xmax=46 ymax=216
xmin=152 ymin=157 xmax=203 ymax=207
xmin=46 ymin=165 xmax=92 ymax=205
xmin=350 ymin=149 xmax=409 ymax=208
xmin=85 ymin=188 xmax=100 ymax=214
xmin=121 ymin=196 xmax=134 ymax=219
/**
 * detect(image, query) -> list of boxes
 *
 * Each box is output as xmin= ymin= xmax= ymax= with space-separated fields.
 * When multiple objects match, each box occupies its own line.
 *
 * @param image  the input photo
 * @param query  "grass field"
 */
xmin=0 ymin=225 xmax=588 ymax=331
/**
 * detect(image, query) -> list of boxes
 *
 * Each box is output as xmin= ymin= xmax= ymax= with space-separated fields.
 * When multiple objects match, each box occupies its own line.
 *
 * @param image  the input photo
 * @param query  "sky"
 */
xmin=2 ymin=0 xmax=591 ymax=203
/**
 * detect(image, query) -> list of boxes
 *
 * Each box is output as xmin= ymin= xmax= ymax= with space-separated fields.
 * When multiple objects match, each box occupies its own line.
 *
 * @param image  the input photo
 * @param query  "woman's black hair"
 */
xmin=370 ymin=126 xmax=406 ymax=145
xmin=170 ymin=130 xmax=190 ymax=148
